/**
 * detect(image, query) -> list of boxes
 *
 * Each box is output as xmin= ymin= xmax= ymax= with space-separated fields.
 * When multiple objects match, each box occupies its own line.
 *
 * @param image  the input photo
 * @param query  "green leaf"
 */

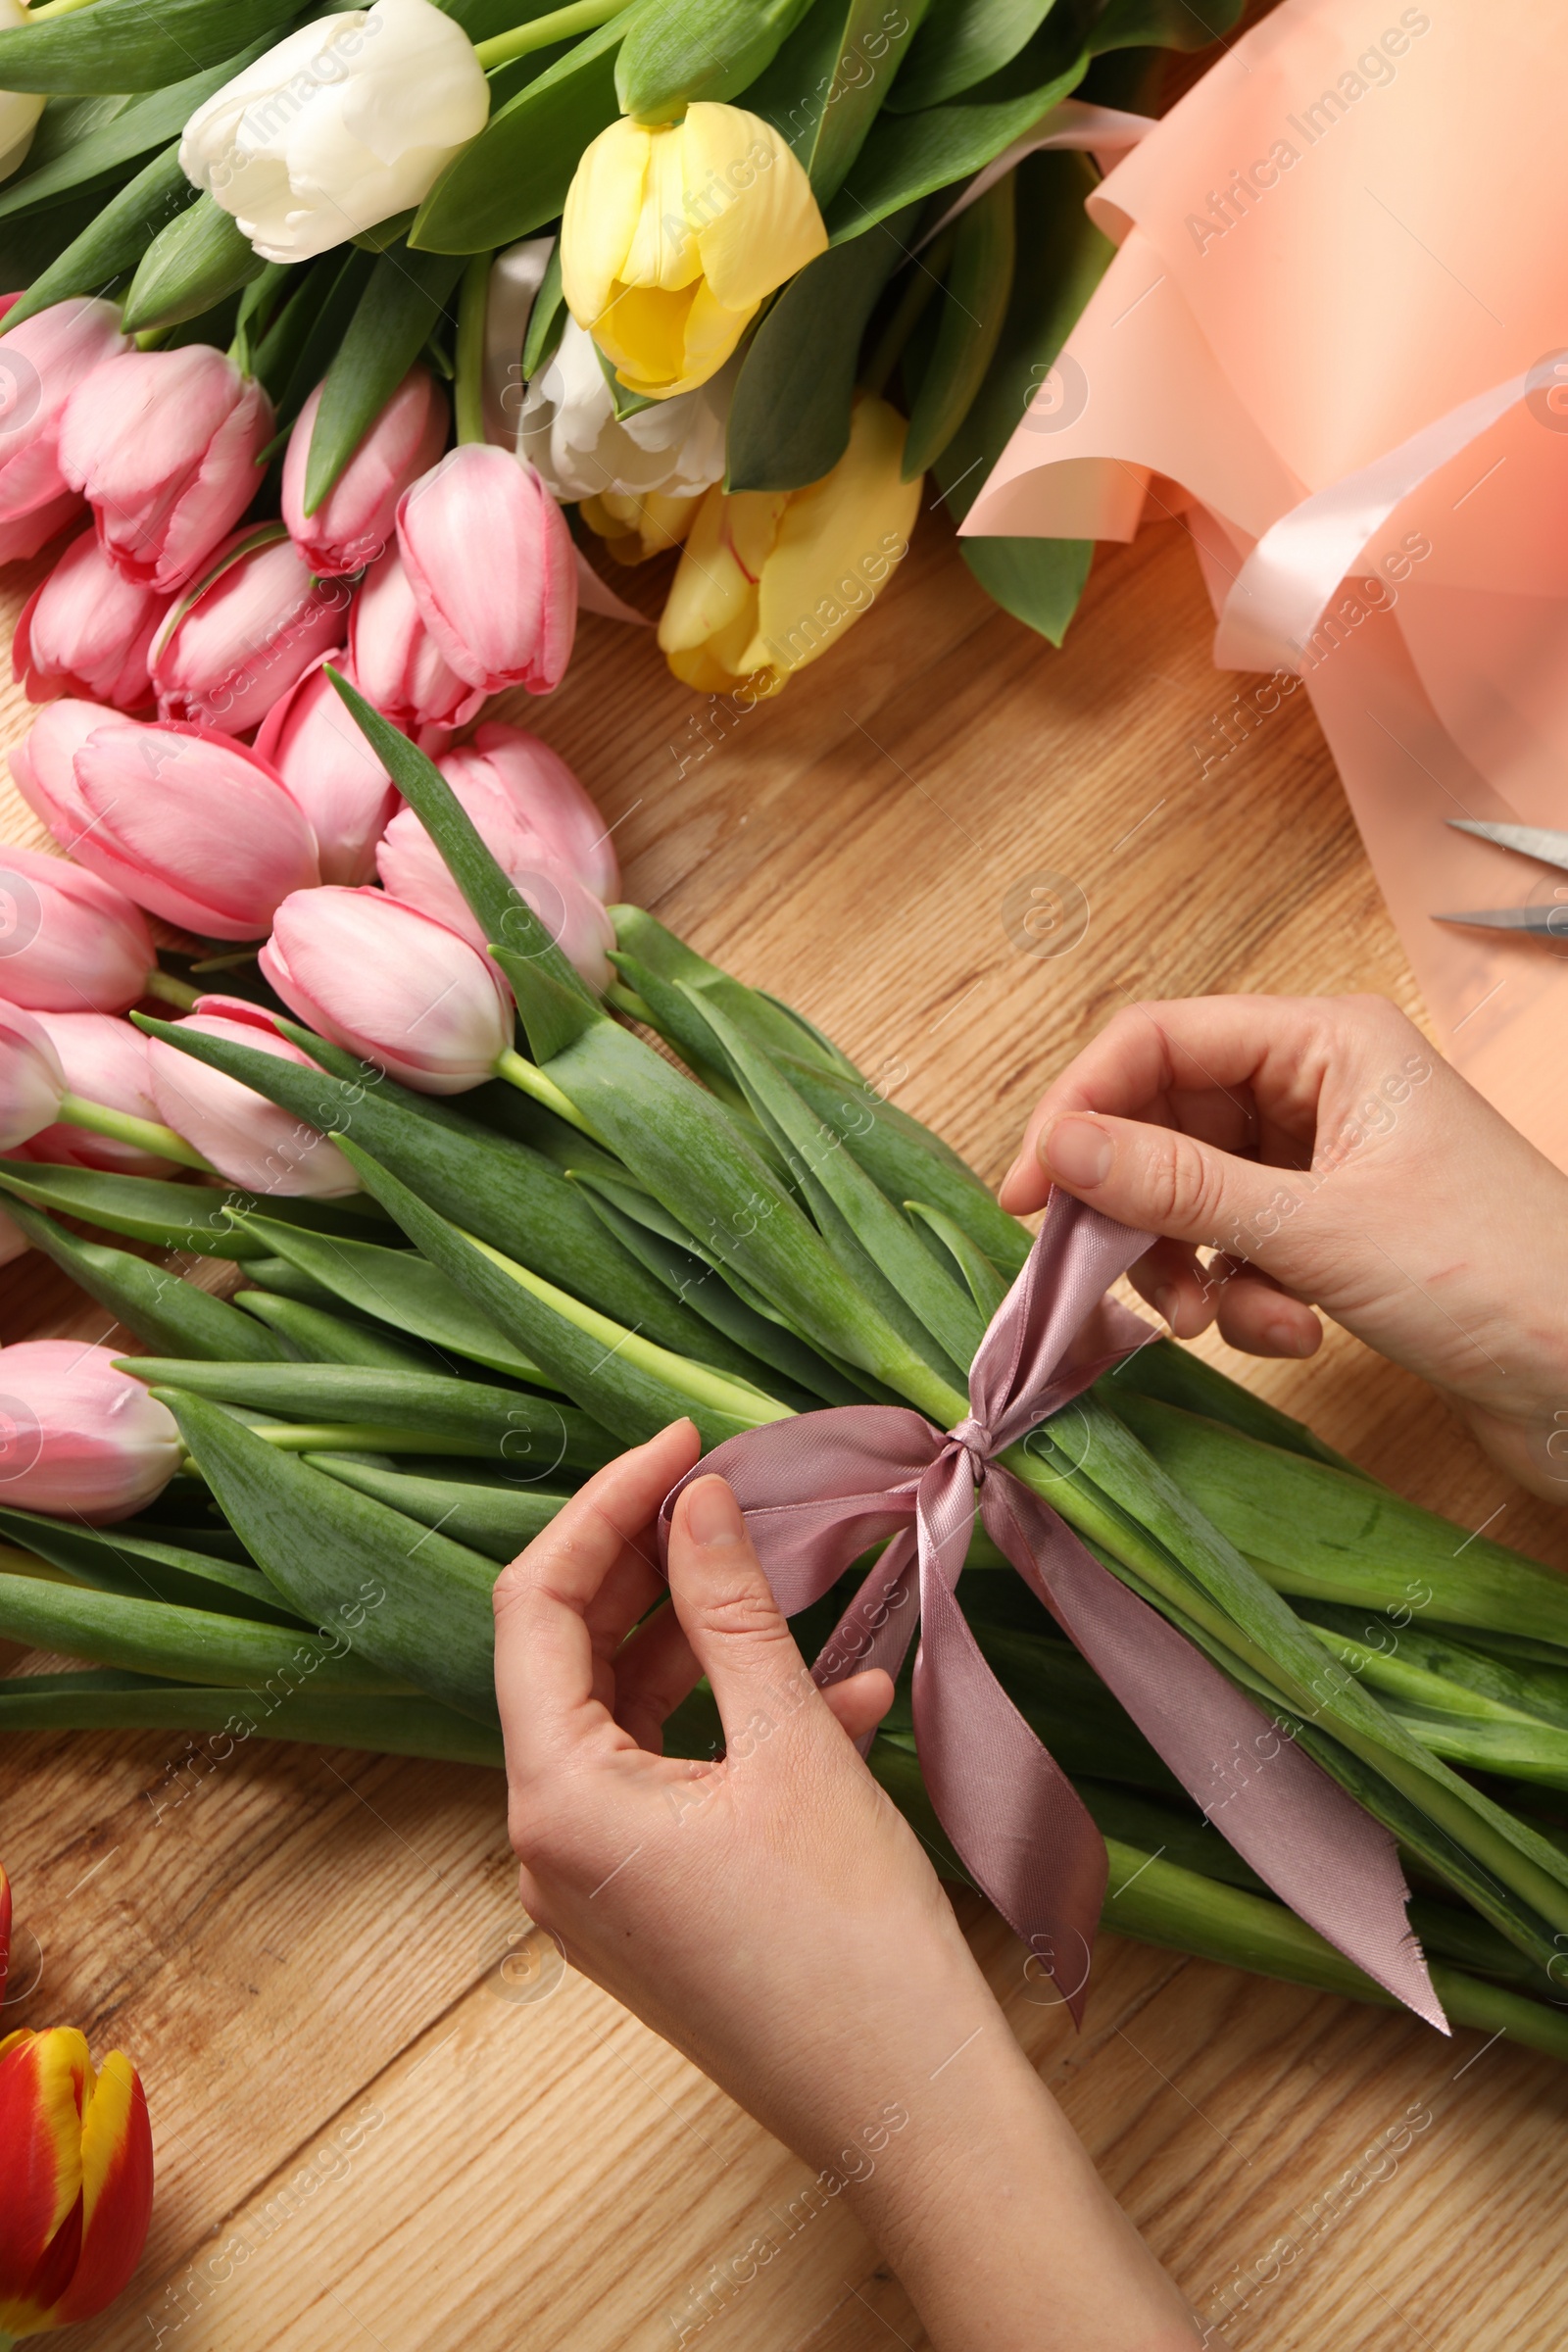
xmin=724 ymin=201 xmax=920 ymax=492
xmin=323 ymin=671 xmax=604 ymax=1058
xmin=312 ymin=1457 xmax=570 ymax=1563
xmin=1 ymin=1198 xmax=287 ymax=1360
xmin=0 ymin=1159 xmax=390 ymax=1259
xmin=1102 ymin=1339 xmax=1366 ymax=1477
xmin=0 ymin=1569 xmax=404 ymax=1692
xmin=905 ymin=1200 xmax=1006 ymax=1317
xmin=691 ymin=989 xmax=981 ymax=1378
xmin=893 ymin=0 xmax=1059 ymax=111
xmin=334 ymin=1136 xmax=793 ymax=1450
xmin=960 ymin=534 xmax=1090 ymax=642
xmin=122 ymin=1358 xmax=616 ymax=1471
xmin=521 ymin=234 xmax=565 ymax=372
xmin=132 ymin=1013 xmax=733 ymax=1360
xmin=122 ymin=191 xmax=264 ymax=333
xmin=302 ymin=246 xmax=464 ymax=510
xmin=747 ymin=0 xmax=931 ymax=204
xmin=0 ymin=44 xmax=277 ymax=223
xmin=823 ymin=50 xmax=1086 ymax=242
xmin=412 ymin=16 xmax=625 ymax=255
xmin=611 ymin=905 xmax=860 ymax=1078
xmin=0 ymin=143 xmax=195 ymax=331
xmin=0 ymin=0 xmax=300 ymax=93
xmin=617 ymin=0 xmax=814 ymax=120
xmin=0 ymin=1671 xmax=506 ymax=1765
xmin=164 ymin=1390 xmax=501 ymax=1722
xmin=1089 ymin=0 xmax=1245 ymax=52
xmin=234 ymin=1214 xmax=545 ymax=1381
xmin=0 ymin=1503 xmax=303 ymax=1627
xmin=236 ymin=1291 xmax=442 ymax=1372
xmin=252 ymin=245 xmax=376 ymax=418
xmin=902 ymin=170 xmax=1013 ymax=474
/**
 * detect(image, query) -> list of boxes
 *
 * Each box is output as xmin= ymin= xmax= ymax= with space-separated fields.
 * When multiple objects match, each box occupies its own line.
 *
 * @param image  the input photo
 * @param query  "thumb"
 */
xmin=1040 ymin=1112 xmax=1317 ymax=1267
xmin=668 ymin=1475 xmax=810 ymax=1736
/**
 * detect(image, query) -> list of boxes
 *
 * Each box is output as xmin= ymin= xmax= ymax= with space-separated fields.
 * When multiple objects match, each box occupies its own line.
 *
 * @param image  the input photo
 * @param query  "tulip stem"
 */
xmin=454 ymin=251 xmax=492 ymax=448
xmin=493 ymin=1048 xmax=606 ymax=1142
xmin=471 ymin=0 xmax=634 ymax=71
xmin=57 ymin=1093 xmax=217 ymax=1176
xmin=144 ymin=968 xmax=201 ymax=1011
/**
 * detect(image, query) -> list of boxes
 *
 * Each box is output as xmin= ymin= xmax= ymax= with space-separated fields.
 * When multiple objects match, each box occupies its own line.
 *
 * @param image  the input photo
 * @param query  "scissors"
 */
xmin=1434 ymin=820 xmax=1568 ymax=936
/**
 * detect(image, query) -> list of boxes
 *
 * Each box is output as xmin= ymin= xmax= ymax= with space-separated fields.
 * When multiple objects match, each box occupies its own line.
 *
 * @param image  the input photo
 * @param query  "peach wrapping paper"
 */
xmin=964 ymin=0 xmax=1568 ymax=1168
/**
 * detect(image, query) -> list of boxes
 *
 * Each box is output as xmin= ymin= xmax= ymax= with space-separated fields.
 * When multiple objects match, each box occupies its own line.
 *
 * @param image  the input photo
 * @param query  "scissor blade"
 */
xmin=1433 ymin=906 xmax=1568 ymax=935
xmin=1448 ymin=818 xmax=1568 ymax=872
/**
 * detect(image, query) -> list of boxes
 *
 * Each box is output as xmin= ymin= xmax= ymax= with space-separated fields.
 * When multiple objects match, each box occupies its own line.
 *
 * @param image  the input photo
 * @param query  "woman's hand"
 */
xmin=494 ymin=1421 xmax=1199 ymax=2352
xmin=1000 ymin=994 xmax=1568 ymax=1498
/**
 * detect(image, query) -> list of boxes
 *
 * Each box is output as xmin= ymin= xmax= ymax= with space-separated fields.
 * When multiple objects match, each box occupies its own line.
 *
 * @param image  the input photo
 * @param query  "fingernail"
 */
xmin=1044 ymin=1116 xmax=1113 ymax=1190
xmin=1153 ymin=1284 xmax=1178 ymax=1329
xmin=683 ymin=1474 xmax=745 ymax=1548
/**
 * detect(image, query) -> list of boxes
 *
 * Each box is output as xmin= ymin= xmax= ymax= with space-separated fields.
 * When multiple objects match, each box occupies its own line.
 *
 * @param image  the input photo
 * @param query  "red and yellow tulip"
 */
xmin=0 ymin=1866 xmax=154 ymax=2342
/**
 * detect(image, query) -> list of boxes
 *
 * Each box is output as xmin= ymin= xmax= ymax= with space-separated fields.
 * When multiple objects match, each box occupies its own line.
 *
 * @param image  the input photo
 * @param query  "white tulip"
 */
xmin=179 ymin=0 xmax=490 ymax=265
xmin=518 ymin=317 xmax=734 ymax=506
xmin=0 ymin=0 xmax=46 ymax=185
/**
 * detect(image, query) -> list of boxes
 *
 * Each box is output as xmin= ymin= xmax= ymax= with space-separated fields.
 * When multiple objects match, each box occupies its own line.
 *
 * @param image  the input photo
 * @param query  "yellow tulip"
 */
xmin=560 ymin=102 xmax=827 ymax=401
xmin=657 ymin=392 xmax=921 ymax=697
xmin=580 ymin=487 xmax=701 ymax=564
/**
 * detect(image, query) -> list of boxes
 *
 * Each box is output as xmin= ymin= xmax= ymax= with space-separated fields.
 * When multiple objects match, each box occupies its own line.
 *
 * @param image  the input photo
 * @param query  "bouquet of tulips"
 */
xmin=0 ymin=0 xmax=1240 ymax=742
xmin=7 ymin=678 xmax=1568 ymax=2061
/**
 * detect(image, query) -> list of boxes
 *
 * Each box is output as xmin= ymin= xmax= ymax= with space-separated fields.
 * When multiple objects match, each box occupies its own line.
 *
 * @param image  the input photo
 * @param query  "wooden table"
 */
xmin=5 ymin=508 xmax=1566 ymax=2352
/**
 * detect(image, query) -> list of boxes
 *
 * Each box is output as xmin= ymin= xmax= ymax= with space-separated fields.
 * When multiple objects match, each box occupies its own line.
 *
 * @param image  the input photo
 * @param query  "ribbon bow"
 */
xmin=662 ymin=1191 xmax=1444 ymax=2031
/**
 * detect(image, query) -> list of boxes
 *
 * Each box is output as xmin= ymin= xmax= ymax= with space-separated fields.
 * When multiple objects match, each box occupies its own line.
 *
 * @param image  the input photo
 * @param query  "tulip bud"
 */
xmin=0 ymin=1338 xmax=180 ymax=1520
xmin=518 ymin=317 xmax=731 ymax=513
xmin=58 ymin=343 xmax=274 ymax=593
xmin=0 ymin=846 xmax=156 ymax=1014
xmin=21 ymin=1011 xmax=177 ymax=1175
xmin=0 ymin=298 xmax=128 ymax=564
xmin=149 ymin=529 xmax=352 ymax=736
xmin=376 ymin=752 xmax=615 ymax=991
xmin=12 ymin=529 xmax=168 ymax=710
xmin=0 ymin=2005 xmax=153 ymax=2337
xmin=0 ymin=1205 xmax=28 ymax=1267
xmin=253 ymin=656 xmax=399 ymax=887
xmin=397 ymin=445 xmax=576 ymax=698
xmin=146 ymin=1005 xmax=359 ymax=1197
xmin=180 ymin=0 xmax=491 ymax=265
xmin=21 ymin=713 xmax=320 ymax=941
xmin=7 ymin=700 xmax=135 ymax=843
xmin=561 ymin=104 xmax=827 ymax=400
xmin=260 ymin=886 xmax=513 ymax=1093
xmin=0 ymin=999 xmax=65 ymax=1152
xmin=446 ymin=723 xmax=618 ymax=899
xmin=0 ymin=0 xmax=45 ymax=183
xmin=284 ymin=368 xmax=449 ymax=577
xmin=658 ymin=392 xmax=919 ymax=696
xmin=347 ymin=543 xmax=482 ymax=742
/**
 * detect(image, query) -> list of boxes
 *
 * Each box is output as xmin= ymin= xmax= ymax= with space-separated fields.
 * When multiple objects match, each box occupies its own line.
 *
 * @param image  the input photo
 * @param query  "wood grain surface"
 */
xmin=4 ymin=504 xmax=1566 ymax=2352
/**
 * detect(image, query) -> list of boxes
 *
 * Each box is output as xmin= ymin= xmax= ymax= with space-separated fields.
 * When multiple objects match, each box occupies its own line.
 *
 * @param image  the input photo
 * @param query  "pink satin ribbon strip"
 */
xmin=660 ymin=1191 xmax=1445 ymax=2031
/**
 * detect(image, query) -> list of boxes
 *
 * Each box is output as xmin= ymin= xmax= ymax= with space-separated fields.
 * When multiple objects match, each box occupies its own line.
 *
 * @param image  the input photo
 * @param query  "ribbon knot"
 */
xmin=660 ymin=1191 xmax=1444 ymax=2033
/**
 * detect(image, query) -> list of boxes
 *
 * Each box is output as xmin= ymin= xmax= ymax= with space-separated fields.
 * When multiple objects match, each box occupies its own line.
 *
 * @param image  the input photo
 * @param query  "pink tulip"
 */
xmin=12 ymin=528 xmax=167 ymax=710
xmin=0 ymin=1205 xmax=28 ymax=1267
xmin=58 ymin=345 xmax=273 ymax=594
xmin=283 ymin=368 xmax=449 ymax=579
xmin=0 ymin=1339 xmax=181 ymax=1522
xmin=24 ymin=715 xmax=320 ymax=941
xmin=149 ymin=530 xmax=352 ymax=735
xmin=376 ymin=743 xmax=614 ymax=993
xmin=0 ymin=997 xmax=65 ymax=1151
xmin=347 ymin=544 xmax=482 ymax=742
xmin=7 ymin=698 xmax=134 ymax=840
xmin=22 ymin=1010 xmax=175 ymax=1174
xmin=397 ymin=445 xmax=576 ymax=697
xmin=439 ymin=723 xmax=618 ymax=899
xmin=0 ymin=844 xmax=156 ymax=1012
xmin=146 ymin=1006 xmax=359 ymax=1198
xmin=0 ymin=299 xmax=127 ymax=564
xmin=260 ymin=887 xmax=512 ymax=1094
xmin=252 ymin=655 xmax=399 ymax=887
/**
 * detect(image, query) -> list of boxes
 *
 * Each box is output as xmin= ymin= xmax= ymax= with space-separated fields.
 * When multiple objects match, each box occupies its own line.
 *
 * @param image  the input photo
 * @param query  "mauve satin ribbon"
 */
xmin=660 ymin=1190 xmax=1445 ymax=2032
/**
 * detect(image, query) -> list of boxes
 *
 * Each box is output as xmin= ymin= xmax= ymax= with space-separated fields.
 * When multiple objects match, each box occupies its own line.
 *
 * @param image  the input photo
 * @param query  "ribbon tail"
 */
xmin=986 ymin=1475 xmax=1448 ymax=2034
xmin=809 ymin=1532 xmax=921 ymax=1758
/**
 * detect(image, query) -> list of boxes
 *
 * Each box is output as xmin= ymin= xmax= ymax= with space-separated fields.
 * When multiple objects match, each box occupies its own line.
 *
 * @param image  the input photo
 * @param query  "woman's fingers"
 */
xmin=666 ymin=1475 xmax=811 ymax=1740
xmin=494 ymin=1420 xmax=701 ymax=1778
xmin=819 ymin=1668 xmax=895 ymax=1745
xmin=1028 ymin=1109 xmax=1318 ymax=1259
xmin=612 ymin=1595 xmax=703 ymax=1754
